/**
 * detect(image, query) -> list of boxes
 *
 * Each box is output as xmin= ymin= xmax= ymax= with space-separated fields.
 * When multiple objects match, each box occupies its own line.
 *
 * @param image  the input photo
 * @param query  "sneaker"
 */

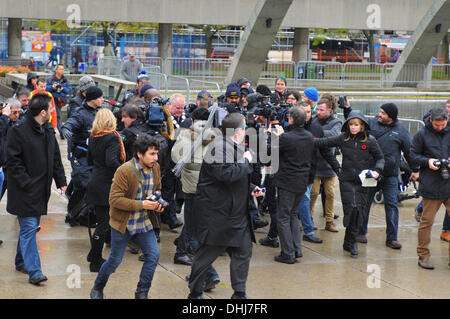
xmin=355 ymin=234 xmax=368 ymax=244
xmin=440 ymin=231 xmax=450 ymax=242
xmin=325 ymin=222 xmax=339 ymax=232
xmin=386 ymin=240 xmax=402 ymax=250
xmin=414 ymin=207 xmax=422 ymax=222
xmin=259 ymin=236 xmax=279 ymax=248
xmin=418 ymin=257 xmax=434 ymax=270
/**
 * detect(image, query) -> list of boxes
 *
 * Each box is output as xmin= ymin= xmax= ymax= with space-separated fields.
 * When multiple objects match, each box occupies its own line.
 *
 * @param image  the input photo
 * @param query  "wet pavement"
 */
xmin=0 ymin=138 xmax=449 ymax=299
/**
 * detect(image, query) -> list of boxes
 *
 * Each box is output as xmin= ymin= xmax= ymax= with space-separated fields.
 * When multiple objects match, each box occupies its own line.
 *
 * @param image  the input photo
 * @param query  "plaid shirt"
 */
xmin=127 ymin=159 xmax=154 ymax=235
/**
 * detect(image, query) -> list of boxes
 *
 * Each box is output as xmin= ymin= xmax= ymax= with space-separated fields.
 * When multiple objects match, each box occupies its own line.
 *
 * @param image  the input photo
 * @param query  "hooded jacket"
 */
xmin=315 ymin=111 xmax=384 ymax=225
xmin=26 ymin=72 xmax=38 ymax=91
xmin=344 ymin=106 xmax=416 ymax=177
xmin=315 ymin=111 xmax=385 ymax=183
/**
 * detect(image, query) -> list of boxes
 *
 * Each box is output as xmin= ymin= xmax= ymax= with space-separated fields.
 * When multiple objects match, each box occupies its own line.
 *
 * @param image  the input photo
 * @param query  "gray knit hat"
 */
xmin=79 ymin=75 xmax=95 ymax=92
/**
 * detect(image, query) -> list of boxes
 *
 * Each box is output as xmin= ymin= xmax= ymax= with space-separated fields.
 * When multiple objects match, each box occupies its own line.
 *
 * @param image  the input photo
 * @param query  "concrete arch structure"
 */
xmin=388 ymin=0 xmax=450 ymax=87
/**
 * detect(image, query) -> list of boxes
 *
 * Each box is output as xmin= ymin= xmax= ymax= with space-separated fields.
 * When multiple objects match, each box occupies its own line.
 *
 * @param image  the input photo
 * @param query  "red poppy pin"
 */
xmin=361 ymin=145 xmax=367 ymax=150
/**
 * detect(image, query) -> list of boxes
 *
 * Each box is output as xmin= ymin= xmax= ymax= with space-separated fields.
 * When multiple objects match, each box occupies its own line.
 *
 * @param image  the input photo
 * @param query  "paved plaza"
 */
xmin=0 ymin=139 xmax=449 ymax=299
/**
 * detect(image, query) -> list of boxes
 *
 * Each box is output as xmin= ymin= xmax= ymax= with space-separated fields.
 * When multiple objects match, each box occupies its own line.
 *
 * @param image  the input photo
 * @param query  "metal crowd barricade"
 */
xmin=166 ymin=74 xmax=190 ymax=100
xmin=206 ymin=58 xmax=232 ymax=80
xmin=431 ymin=64 xmax=450 ymax=83
xmin=186 ymin=79 xmax=222 ymax=104
xmin=137 ymin=56 xmax=163 ymax=71
xmin=294 ymin=61 xmax=344 ymax=87
xmin=261 ymin=60 xmax=295 ymax=82
xmin=164 ymin=57 xmax=207 ymax=78
xmin=382 ymin=63 xmax=426 ymax=87
xmin=343 ymin=62 xmax=384 ymax=84
xmin=98 ymin=56 xmax=122 ymax=78
xmin=147 ymin=71 xmax=168 ymax=97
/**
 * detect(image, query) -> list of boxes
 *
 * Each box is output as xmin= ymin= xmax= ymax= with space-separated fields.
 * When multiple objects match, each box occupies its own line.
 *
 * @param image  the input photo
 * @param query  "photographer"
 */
xmin=310 ymin=98 xmax=343 ymax=232
xmin=120 ymin=103 xmax=148 ymax=160
xmin=414 ymin=99 xmax=450 ymax=243
xmin=46 ymin=64 xmax=72 ymax=138
xmin=270 ymin=76 xmax=288 ymax=105
xmin=410 ymin=106 xmax=450 ymax=270
xmin=269 ymin=107 xmax=314 ymax=264
xmin=61 ymin=86 xmax=103 ymax=224
xmin=68 ymin=75 xmax=95 ymax=119
xmin=220 ymin=82 xmax=242 ymax=114
xmin=90 ymin=134 xmax=164 ymax=299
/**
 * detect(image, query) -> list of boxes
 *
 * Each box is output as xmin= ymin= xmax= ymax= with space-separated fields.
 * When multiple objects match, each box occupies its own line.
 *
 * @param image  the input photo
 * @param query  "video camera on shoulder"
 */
xmin=146 ymin=97 xmax=166 ymax=130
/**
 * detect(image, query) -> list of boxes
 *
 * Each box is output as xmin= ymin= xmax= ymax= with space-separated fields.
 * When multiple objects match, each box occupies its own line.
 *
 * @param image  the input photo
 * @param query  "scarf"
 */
xmin=171 ymin=112 xmax=186 ymax=130
xmin=91 ymin=129 xmax=126 ymax=163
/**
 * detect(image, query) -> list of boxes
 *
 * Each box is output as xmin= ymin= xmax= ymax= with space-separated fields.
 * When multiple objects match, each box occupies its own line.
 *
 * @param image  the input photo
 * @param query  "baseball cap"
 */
xmin=197 ymin=90 xmax=212 ymax=100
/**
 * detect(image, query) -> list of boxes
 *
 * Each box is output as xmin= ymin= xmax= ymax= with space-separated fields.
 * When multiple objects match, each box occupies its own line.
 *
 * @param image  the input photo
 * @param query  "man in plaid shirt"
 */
xmin=90 ymin=134 xmax=164 ymax=299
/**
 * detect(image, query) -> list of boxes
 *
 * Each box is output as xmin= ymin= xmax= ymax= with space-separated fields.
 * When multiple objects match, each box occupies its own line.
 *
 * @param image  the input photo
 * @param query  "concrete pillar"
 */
xmin=389 ymin=0 xmax=450 ymax=87
xmin=158 ymin=23 xmax=172 ymax=74
xmin=225 ymin=0 xmax=294 ymax=85
xmin=7 ymin=18 xmax=22 ymax=62
xmin=292 ymin=27 xmax=309 ymax=62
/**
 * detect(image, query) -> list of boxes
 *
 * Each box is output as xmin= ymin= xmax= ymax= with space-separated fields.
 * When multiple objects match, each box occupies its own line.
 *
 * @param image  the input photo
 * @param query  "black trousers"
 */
xmin=160 ymin=172 xmax=180 ymax=226
xmin=189 ymin=231 xmax=253 ymax=295
xmin=277 ymin=188 xmax=305 ymax=258
xmin=344 ymin=207 xmax=363 ymax=245
xmin=88 ymin=205 xmax=110 ymax=262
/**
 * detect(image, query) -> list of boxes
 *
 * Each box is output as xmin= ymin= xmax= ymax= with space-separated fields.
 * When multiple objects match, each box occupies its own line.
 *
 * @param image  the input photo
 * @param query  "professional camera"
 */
xmin=51 ymin=79 xmax=64 ymax=93
xmin=253 ymin=99 xmax=292 ymax=128
xmin=104 ymin=99 xmax=123 ymax=110
xmin=146 ymin=97 xmax=166 ymax=130
xmin=148 ymin=191 xmax=169 ymax=208
xmin=433 ymin=159 xmax=449 ymax=180
xmin=338 ymin=95 xmax=347 ymax=109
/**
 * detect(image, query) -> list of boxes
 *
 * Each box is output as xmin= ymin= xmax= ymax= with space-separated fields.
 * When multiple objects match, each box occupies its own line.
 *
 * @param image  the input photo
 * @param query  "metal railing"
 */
xmin=98 ymin=56 xmax=450 ymax=89
xmin=431 ymin=64 xmax=450 ymax=83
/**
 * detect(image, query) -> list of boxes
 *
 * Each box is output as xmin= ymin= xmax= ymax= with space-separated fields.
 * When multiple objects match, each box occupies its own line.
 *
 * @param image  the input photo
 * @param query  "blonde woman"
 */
xmin=86 ymin=108 xmax=126 ymax=272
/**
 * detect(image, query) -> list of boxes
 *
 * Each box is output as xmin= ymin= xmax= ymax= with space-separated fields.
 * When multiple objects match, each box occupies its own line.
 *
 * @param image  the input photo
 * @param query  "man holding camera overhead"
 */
xmin=410 ymin=106 xmax=450 ymax=270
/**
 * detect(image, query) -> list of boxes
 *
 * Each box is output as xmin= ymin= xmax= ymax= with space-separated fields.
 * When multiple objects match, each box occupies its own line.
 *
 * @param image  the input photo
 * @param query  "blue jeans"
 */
xmin=361 ymin=176 xmax=399 ymax=241
xmin=297 ymin=184 xmax=315 ymax=236
xmin=15 ymin=216 xmax=42 ymax=280
xmin=0 ymin=168 xmax=4 ymax=193
xmin=94 ymin=228 xmax=160 ymax=294
xmin=416 ymin=200 xmax=450 ymax=232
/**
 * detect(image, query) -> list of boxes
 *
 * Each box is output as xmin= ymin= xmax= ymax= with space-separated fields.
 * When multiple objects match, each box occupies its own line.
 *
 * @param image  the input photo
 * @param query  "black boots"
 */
xmin=88 ymin=236 xmax=106 ymax=272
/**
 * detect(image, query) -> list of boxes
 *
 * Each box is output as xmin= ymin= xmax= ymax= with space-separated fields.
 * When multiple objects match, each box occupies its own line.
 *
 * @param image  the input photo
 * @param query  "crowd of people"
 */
xmin=0 ymin=65 xmax=449 ymax=299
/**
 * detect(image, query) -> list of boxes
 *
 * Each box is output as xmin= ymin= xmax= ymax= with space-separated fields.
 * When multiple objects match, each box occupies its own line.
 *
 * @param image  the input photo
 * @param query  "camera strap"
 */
xmin=126 ymin=161 xmax=147 ymax=199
